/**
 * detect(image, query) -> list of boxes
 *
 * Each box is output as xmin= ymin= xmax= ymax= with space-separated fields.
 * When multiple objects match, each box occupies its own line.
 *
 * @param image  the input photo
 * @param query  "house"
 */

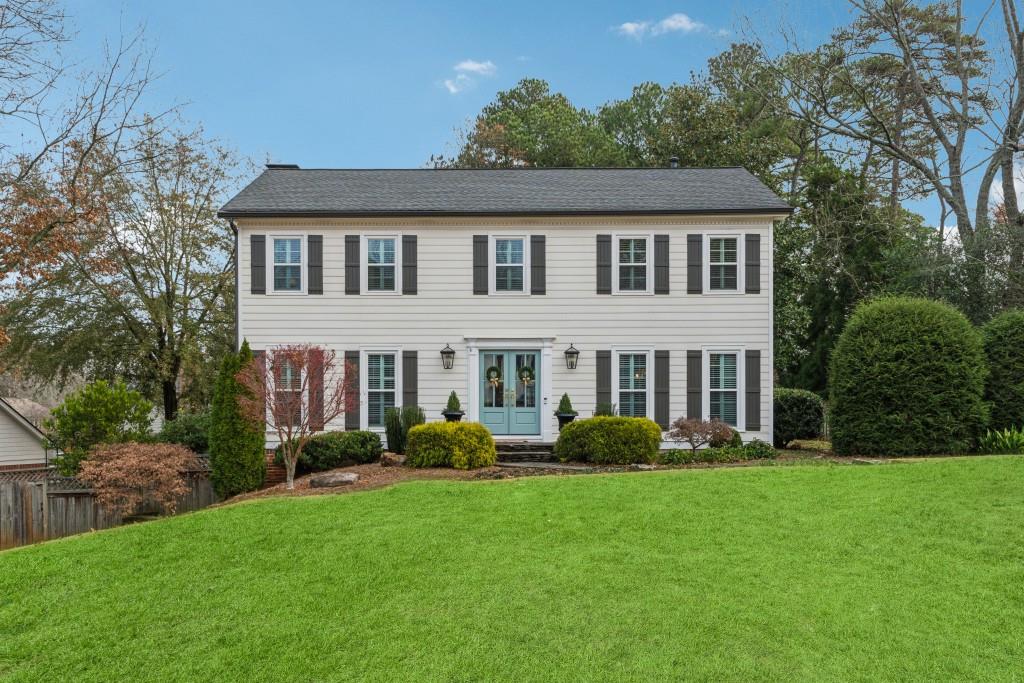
xmin=219 ymin=165 xmax=791 ymax=448
xmin=0 ymin=397 xmax=49 ymax=470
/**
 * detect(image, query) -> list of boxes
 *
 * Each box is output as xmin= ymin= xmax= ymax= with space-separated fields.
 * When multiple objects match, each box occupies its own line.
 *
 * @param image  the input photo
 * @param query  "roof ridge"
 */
xmin=261 ymin=166 xmax=749 ymax=172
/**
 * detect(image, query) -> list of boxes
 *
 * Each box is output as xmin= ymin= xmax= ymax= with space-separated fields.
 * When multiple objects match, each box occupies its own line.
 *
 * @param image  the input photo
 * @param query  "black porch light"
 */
xmin=564 ymin=344 xmax=580 ymax=370
xmin=440 ymin=344 xmax=456 ymax=370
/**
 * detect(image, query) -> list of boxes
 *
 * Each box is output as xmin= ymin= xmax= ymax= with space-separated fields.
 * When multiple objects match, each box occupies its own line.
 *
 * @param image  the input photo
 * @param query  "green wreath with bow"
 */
xmin=485 ymin=365 xmax=503 ymax=387
xmin=517 ymin=365 xmax=536 ymax=385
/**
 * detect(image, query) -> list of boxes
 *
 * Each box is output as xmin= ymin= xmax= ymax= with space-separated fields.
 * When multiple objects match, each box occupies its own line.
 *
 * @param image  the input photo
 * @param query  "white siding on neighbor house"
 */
xmin=236 ymin=215 xmax=777 ymax=446
xmin=0 ymin=408 xmax=46 ymax=468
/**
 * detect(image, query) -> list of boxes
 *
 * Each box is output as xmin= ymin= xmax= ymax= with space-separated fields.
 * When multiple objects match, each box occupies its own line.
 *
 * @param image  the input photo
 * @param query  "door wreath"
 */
xmin=517 ymin=365 xmax=535 ymax=385
xmin=485 ymin=365 xmax=503 ymax=387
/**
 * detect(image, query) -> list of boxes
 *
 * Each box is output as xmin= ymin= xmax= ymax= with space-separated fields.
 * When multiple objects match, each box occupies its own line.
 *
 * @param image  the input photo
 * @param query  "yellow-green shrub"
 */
xmin=554 ymin=416 xmax=663 ymax=464
xmin=405 ymin=421 xmax=497 ymax=469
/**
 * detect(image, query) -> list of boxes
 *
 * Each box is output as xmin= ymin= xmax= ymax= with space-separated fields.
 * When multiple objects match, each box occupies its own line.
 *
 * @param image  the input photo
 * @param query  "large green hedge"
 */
xmin=554 ymin=416 xmax=662 ymax=465
xmin=274 ymin=431 xmax=382 ymax=474
xmin=209 ymin=341 xmax=266 ymax=497
xmin=982 ymin=310 xmax=1024 ymax=431
xmin=773 ymin=388 xmax=824 ymax=448
xmin=405 ymin=421 xmax=496 ymax=469
xmin=829 ymin=297 xmax=988 ymax=456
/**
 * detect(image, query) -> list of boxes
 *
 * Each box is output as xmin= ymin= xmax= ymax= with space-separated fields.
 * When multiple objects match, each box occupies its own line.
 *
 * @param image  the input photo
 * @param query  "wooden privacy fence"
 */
xmin=0 ymin=470 xmax=217 ymax=550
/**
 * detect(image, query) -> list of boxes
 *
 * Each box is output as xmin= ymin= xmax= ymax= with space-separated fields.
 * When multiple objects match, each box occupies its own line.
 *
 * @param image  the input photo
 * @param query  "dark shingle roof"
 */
xmin=218 ymin=167 xmax=791 ymax=218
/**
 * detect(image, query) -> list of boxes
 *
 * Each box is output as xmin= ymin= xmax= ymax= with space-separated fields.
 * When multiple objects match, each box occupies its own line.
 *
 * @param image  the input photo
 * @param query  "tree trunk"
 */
xmin=285 ymin=458 xmax=297 ymax=490
xmin=162 ymin=379 xmax=179 ymax=421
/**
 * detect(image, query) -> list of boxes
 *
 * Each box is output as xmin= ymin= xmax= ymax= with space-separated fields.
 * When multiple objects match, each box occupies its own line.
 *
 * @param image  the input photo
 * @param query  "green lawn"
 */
xmin=2 ymin=458 xmax=1024 ymax=682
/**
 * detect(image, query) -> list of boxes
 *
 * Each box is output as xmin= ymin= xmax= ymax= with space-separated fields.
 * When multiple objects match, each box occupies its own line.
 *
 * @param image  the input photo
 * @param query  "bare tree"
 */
xmin=237 ymin=345 xmax=357 ymax=490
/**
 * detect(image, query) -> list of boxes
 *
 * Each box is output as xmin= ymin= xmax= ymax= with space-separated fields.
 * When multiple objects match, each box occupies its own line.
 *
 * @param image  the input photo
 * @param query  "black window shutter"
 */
xmin=745 ymin=350 xmax=761 ymax=431
xmin=596 ymin=234 xmax=612 ymax=294
xmin=250 ymin=235 xmax=266 ymax=295
xmin=473 ymin=235 xmax=488 ymax=295
xmin=307 ymin=235 xmax=323 ymax=295
xmin=687 ymin=350 xmax=702 ymax=419
xmin=687 ymin=234 xmax=702 ymax=294
xmin=402 ymin=351 xmax=418 ymax=407
xmin=596 ymin=350 xmax=612 ymax=410
xmin=530 ymin=235 xmax=546 ymax=295
xmin=345 ymin=235 xmax=360 ymax=295
xmin=402 ymin=235 xmax=417 ymax=294
xmin=654 ymin=235 xmax=670 ymax=295
xmin=654 ymin=350 xmax=670 ymax=429
xmin=344 ymin=350 xmax=360 ymax=430
xmin=745 ymin=234 xmax=761 ymax=294
xmin=309 ymin=348 xmax=324 ymax=431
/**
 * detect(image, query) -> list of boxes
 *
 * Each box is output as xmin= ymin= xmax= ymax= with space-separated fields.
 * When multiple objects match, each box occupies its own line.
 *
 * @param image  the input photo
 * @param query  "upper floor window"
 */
xmin=709 ymin=352 xmax=738 ymax=426
xmin=366 ymin=353 xmax=396 ymax=428
xmin=273 ymin=237 xmax=302 ymax=292
xmin=367 ymin=237 xmax=397 ymax=292
xmin=617 ymin=351 xmax=649 ymax=418
xmin=612 ymin=235 xmax=652 ymax=294
xmin=493 ymin=237 xmax=527 ymax=293
xmin=709 ymin=237 xmax=739 ymax=291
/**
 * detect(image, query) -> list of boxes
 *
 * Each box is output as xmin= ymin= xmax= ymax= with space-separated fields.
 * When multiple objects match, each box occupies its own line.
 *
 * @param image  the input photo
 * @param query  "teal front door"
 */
xmin=479 ymin=351 xmax=541 ymax=435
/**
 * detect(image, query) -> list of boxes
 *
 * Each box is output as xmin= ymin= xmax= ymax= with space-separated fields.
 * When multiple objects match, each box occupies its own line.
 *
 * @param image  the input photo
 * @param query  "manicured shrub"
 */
xmin=158 ymin=409 xmax=211 ymax=453
xmin=742 ymin=439 xmax=777 ymax=460
xmin=78 ymin=442 xmax=197 ymax=516
xmin=594 ymin=402 xmax=616 ymax=416
xmin=982 ymin=310 xmax=1024 ymax=431
xmin=554 ymin=416 xmax=662 ymax=465
xmin=274 ymin=430 xmax=383 ymax=473
xmin=46 ymin=380 xmax=154 ymax=475
xmin=209 ymin=341 xmax=266 ymax=497
xmin=384 ymin=405 xmax=426 ymax=454
xmin=446 ymin=391 xmax=462 ymax=412
xmin=658 ymin=439 xmax=776 ymax=465
xmin=773 ymin=388 xmax=825 ymax=448
xmin=556 ymin=393 xmax=577 ymax=415
xmin=979 ymin=427 xmax=1024 ymax=455
xmin=829 ymin=297 xmax=988 ymax=456
xmin=405 ymin=421 xmax=496 ymax=469
xmin=667 ymin=417 xmax=734 ymax=453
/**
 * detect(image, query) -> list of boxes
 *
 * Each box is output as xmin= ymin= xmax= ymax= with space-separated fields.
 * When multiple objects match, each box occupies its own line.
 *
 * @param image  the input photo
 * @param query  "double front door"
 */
xmin=479 ymin=351 xmax=541 ymax=435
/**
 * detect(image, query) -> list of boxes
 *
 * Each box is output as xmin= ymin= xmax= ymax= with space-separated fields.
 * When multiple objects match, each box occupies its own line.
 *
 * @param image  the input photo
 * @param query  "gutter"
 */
xmin=217 ymin=207 xmax=795 ymax=219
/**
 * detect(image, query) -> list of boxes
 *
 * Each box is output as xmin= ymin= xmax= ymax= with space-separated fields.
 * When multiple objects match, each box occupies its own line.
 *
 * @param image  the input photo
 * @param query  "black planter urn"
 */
xmin=556 ymin=413 xmax=577 ymax=431
xmin=442 ymin=410 xmax=465 ymax=423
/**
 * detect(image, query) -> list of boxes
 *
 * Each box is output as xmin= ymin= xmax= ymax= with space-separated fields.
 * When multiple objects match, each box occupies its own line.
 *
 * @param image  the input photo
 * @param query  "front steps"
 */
xmin=495 ymin=441 xmax=557 ymax=464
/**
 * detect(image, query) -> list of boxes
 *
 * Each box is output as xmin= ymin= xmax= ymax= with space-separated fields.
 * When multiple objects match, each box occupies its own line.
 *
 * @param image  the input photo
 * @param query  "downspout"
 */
xmin=230 ymin=219 xmax=240 ymax=351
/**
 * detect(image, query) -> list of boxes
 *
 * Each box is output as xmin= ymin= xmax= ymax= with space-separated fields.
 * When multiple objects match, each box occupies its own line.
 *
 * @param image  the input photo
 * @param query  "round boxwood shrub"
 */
xmin=554 ymin=416 xmax=662 ymax=465
xmin=275 ymin=430 xmax=383 ymax=474
xmin=158 ymin=409 xmax=211 ymax=453
xmin=773 ymin=388 xmax=825 ymax=448
xmin=829 ymin=297 xmax=988 ymax=456
xmin=982 ymin=310 xmax=1024 ymax=431
xmin=405 ymin=421 xmax=496 ymax=469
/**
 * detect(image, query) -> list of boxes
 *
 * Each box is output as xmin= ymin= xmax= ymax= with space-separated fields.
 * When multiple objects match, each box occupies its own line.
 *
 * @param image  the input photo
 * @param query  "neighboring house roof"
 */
xmin=2 ymin=397 xmax=49 ymax=428
xmin=0 ymin=397 xmax=47 ymax=442
xmin=218 ymin=167 xmax=793 ymax=218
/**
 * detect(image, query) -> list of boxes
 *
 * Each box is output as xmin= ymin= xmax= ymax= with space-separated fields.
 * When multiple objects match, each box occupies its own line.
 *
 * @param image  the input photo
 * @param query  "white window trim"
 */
xmin=264 ymin=347 xmax=307 ymax=431
xmin=611 ymin=346 xmax=655 ymax=419
xmin=488 ymin=235 xmax=531 ymax=295
xmin=703 ymin=234 xmax=744 ymax=295
xmin=702 ymin=347 xmax=745 ymax=431
xmin=267 ymin=234 xmax=307 ymax=295
xmin=360 ymin=234 xmax=402 ymax=295
xmin=612 ymin=233 xmax=654 ymax=296
xmin=360 ymin=348 xmax=403 ymax=432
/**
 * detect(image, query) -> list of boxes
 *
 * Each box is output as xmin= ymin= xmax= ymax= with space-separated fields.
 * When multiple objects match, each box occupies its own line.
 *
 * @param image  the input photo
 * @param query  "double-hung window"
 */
xmin=709 ymin=352 xmax=739 ymax=426
xmin=708 ymin=237 xmax=739 ymax=291
xmin=617 ymin=352 xmax=649 ymax=418
xmin=272 ymin=237 xmax=302 ymax=292
xmin=364 ymin=236 xmax=399 ymax=293
xmin=366 ymin=353 xmax=396 ymax=428
xmin=274 ymin=356 xmax=302 ymax=427
xmin=613 ymin=235 xmax=652 ymax=294
xmin=494 ymin=237 xmax=526 ymax=292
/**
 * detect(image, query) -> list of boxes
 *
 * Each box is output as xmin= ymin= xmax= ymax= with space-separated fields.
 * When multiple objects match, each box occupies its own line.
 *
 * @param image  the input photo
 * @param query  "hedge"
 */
xmin=773 ymin=388 xmax=824 ymax=448
xmin=829 ymin=297 xmax=988 ymax=456
xmin=274 ymin=430 xmax=382 ymax=474
xmin=405 ymin=421 xmax=496 ymax=469
xmin=554 ymin=416 xmax=662 ymax=465
xmin=209 ymin=341 xmax=266 ymax=497
xmin=660 ymin=439 xmax=776 ymax=465
xmin=982 ymin=310 xmax=1024 ymax=431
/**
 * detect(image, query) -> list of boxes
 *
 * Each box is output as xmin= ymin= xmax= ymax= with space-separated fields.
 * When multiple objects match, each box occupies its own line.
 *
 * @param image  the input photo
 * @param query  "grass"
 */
xmin=2 ymin=457 xmax=1024 ymax=682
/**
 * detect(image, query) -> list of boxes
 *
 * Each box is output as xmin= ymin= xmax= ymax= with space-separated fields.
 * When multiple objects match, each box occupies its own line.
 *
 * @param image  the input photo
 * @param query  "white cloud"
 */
xmin=454 ymin=59 xmax=496 ymax=76
xmin=616 ymin=12 xmax=724 ymax=40
xmin=652 ymin=13 xmax=704 ymax=35
xmin=441 ymin=59 xmax=497 ymax=94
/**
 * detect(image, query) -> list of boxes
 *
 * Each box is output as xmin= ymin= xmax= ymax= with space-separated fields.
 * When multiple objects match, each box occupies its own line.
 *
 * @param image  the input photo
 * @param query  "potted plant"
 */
xmin=555 ymin=393 xmax=578 ymax=431
xmin=442 ymin=390 xmax=465 ymax=422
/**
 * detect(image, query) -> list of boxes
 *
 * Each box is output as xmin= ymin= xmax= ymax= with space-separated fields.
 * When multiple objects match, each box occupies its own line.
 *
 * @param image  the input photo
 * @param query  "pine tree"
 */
xmin=209 ymin=340 xmax=265 ymax=496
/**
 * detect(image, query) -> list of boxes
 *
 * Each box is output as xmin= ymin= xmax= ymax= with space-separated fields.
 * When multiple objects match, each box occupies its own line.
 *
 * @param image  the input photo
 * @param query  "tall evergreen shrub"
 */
xmin=829 ymin=297 xmax=987 ymax=456
xmin=209 ymin=340 xmax=265 ymax=496
xmin=982 ymin=310 xmax=1024 ymax=431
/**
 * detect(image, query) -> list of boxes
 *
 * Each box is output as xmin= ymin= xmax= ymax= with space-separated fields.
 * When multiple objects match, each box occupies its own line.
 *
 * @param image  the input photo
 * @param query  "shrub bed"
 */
xmin=829 ymin=297 xmax=987 ymax=456
xmin=274 ymin=431 xmax=382 ymax=474
xmin=982 ymin=310 xmax=1024 ymax=431
xmin=659 ymin=439 xmax=776 ymax=465
xmin=554 ymin=416 xmax=662 ymax=465
xmin=405 ymin=421 xmax=496 ymax=469
xmin=773 ymin=388 xmax=824 ymax=448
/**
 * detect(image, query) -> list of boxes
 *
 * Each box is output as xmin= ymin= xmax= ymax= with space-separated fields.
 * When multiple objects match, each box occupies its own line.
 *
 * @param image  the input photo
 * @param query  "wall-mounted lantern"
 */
xmin=564 ymin=344 xmax=580 ymax=370
xmin=440 ymin=344 xmax=456 ymax=370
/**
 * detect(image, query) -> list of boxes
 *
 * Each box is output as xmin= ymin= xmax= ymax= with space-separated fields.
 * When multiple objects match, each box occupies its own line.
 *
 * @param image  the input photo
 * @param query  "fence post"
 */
xmin=41 ymin=477 xmax=49 ymax=539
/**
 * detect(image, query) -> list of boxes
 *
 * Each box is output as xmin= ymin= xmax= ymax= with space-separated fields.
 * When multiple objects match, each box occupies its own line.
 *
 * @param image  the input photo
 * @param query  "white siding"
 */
xmin=237 ymin=216 xmax=777 ymax=445
xmin=0 ymin=409 xmax=46 ymax=468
